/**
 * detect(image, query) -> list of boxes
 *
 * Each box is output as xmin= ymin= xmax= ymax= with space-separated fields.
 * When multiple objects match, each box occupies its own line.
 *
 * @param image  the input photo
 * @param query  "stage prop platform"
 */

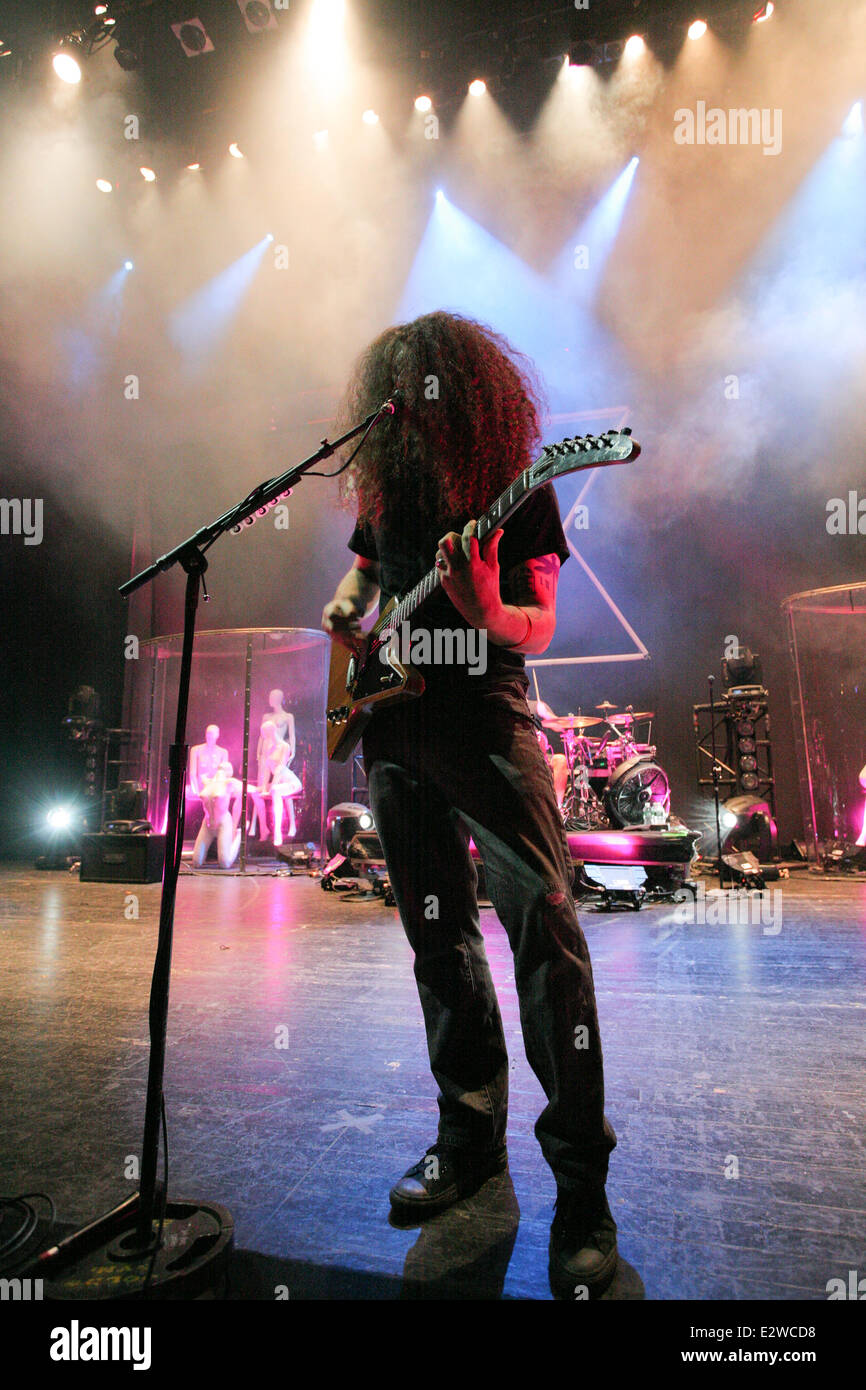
xmin=782 ymin=583 xmax=866 ymax=863
xmin=123 ymin=627 xmax=329 ymax=868
xmin=467 ymin=825 xmax=701 ymax=908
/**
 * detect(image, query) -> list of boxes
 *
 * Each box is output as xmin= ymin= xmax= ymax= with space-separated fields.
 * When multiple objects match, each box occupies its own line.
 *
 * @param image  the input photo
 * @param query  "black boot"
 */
xmin=549 ymin=1186 xmax=618 ymax=1299
xmin=389 ymin=1143 xmax=508 ymax=1220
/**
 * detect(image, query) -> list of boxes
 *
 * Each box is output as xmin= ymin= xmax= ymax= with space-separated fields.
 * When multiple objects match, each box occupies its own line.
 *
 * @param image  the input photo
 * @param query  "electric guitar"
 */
xmin=326 ymin=428 xmax=641 ymax=761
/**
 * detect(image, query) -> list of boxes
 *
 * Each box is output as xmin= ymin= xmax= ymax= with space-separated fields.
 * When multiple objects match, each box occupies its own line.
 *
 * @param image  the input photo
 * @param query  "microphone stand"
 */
xmin=708 ymin=674 xmax=727 ymax=890
xmin=35 ymin=400 xmax=395 ymax=1297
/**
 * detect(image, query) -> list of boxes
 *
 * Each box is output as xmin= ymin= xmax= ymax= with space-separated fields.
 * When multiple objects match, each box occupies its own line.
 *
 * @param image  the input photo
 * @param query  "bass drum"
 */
xmin=604 ymin=754 xmax=670 ymax=828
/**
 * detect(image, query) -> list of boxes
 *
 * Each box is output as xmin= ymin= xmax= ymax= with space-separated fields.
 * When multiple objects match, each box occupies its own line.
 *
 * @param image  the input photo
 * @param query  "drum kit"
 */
xmin=530 ymin=698 xmax=671 ymax=831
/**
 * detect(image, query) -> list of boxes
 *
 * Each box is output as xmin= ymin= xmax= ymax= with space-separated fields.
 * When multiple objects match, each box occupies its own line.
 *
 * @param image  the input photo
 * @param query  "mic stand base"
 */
xmin=37 ymin=1198 xmax=233 ymax=1301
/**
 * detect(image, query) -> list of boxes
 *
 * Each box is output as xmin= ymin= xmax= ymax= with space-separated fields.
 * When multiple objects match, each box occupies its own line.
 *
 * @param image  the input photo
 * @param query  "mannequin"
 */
xmin=193 ymin=761 xmax=242 ymax=869
xmin=250 ymin=719 xmax=302 ymax=847
xmin=256 ymin=690 xmax=295 ymax=781
xmin=189 ymin=725 xmax=229 ymax=795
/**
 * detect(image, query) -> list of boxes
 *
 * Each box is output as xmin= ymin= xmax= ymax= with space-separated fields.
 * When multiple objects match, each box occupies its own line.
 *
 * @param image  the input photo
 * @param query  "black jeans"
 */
xmin=363 ymin=681 xmax=616 ymax=1192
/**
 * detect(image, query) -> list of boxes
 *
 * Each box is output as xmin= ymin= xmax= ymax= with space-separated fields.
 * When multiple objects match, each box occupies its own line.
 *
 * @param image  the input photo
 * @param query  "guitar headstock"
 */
xmin=529 ymin=428 xmax=640 ymax=485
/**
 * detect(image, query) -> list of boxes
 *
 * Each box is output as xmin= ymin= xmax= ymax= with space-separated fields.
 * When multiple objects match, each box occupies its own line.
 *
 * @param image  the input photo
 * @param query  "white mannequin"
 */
xmin=251 ymin=719 xmax=302 ymax=847
xmin=257 ymin=689 xmax=295 ymax=782
xmin=193 ymin=761 xmax=242 ymax=869
xmin=857 ymin=763 xmax=866 ymax=847
xmin=189 ymin=725 xmax=229 ymax=795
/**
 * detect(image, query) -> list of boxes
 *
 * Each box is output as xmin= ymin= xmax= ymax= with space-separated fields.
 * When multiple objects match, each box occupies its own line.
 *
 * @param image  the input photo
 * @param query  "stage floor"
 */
xmin=1 ymin=863 xmax=864 ymax=1301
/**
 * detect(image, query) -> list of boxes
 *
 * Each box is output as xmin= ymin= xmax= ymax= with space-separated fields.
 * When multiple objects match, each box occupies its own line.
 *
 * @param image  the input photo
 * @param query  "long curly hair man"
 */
xmin=337 ymin=310 xmax=544 ymax=532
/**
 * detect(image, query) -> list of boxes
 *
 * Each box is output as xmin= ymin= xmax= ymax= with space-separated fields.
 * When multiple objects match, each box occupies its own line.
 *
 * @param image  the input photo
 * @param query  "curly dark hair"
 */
xmin=336 ymin=311 xmax=544 ymax=533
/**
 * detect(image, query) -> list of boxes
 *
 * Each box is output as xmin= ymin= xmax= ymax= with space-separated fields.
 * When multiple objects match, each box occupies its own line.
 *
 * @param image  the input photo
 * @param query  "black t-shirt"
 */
xmin=347 ymin=483 xmax=570 ymax=698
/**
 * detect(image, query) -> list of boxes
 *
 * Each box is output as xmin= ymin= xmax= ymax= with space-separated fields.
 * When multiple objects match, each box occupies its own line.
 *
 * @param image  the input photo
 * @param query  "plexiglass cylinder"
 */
xmin=781 ymin=584 xmax=866 ymax=859
xmin=123 ymin=628 xmax=329 ymax=867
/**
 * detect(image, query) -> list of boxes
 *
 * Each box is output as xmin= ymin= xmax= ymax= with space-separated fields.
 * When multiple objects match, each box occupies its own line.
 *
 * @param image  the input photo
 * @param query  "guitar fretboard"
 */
xmin=376 ymin=468 xmax=532 ymax=636
xmin=368 ymin=430 xmax=637 ymax=641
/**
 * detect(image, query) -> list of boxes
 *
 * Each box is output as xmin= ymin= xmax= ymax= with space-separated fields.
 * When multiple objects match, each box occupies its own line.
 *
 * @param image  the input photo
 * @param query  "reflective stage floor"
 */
xmin=1 ymin=864 xmax=864 ymax=1301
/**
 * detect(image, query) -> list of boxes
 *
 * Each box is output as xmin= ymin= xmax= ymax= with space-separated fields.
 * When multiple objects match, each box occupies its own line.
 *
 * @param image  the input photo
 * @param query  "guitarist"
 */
xmin=322 ymin=310 xmax=618 ymax=1298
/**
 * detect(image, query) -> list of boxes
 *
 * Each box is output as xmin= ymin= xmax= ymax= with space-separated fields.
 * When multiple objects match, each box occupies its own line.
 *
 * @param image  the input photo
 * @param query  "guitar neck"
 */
xmin=385 ymin=442 xmax=627 ymax=632
xmin=384 ymin=469 xmax=535 ymax=632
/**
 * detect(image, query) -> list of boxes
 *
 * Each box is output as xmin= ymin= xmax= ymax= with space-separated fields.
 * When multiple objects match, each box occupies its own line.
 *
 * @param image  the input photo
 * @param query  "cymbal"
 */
xmin=608 ymin=710 xmax=654 ymax=725
xmin=595 ymin=700 xmax=618 ymax=712
xmin=543 ymin=715 xmax=603 ymax=731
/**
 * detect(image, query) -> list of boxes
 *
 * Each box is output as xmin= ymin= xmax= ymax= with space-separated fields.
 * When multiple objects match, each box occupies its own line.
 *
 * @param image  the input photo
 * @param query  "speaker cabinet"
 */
xmin=80 ymin=833 xmax=165 ymax=884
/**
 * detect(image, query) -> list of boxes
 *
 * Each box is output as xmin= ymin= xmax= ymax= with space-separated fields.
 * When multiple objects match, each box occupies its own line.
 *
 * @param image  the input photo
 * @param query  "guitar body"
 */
xmin=325 ymin=429 xmax=640 ymax=762
xmin=326 ymin=597 xmax=426 ymax=761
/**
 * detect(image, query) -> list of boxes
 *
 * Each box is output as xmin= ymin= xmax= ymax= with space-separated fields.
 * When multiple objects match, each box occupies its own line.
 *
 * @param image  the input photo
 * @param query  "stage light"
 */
xmin=719 ymin=795 xmax=777 ymax=860
xmin=624 ymin=35 xmax=645 ymax=57
xmin=53 ymin=51 xmax=82 ymax=84
xmin=415 ymin=94 xmax=432 ymax=113
xmin=722 ymin=647 xmax=763 ymax=693
xmin=843 ymin=101 xmax=863 ymax=137
xmin=468 ymin=78 xmax=486 ymax=96
xmin=310 ymin=0 xmax=345 ymax=28
xmin=94 ymin=4 xmax=108 ymax=13
xmin=325 ymin=803 xmax=377 ymax=857
xmin=567 ymin=41 xmax=596 ymax=67
xmin=114 ymin=45 xmax=140 ymax=70
xmin=266 ymin=233 xmax=274 ymax=242
xmin=362 ymin=109 xmax=379 ymax=125
xmin=237 ymin=0 xmax=277 ymax=35
xmin=313 ymin=129 xmax=329 ymax=150
xmin=124 ymin=260 xmax=133 ymax=270
xmin=171 ymin=18 xmax=214 ymax=57
xmin=139 ymin=166 xmax=156 ymax=181
xmin=96 ymin=178 xmax=112 ymax=192
xmin=228 ymin=142 xmax=244 ymax=158
xmin=752 ymin=2 xmax=774 ymax=20
xmin=687 ymin=19 xmax=708 ymax=40
xmin=47 ymin=807 xmax=73 ymax=831
xmin=186 ymin=162 xmax=201 ymax=171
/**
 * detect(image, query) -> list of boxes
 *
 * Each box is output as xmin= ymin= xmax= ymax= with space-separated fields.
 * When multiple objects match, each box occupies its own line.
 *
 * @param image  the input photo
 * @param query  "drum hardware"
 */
xmin=553 ymin=721 xmax=610 ymax=830
xmin=536 ymin=698 xmax=670 ymax=831
xmin=604 ymin=755 xmax=671 ymax=829
xmin=607 ymin=710 xmax=655 ymax=726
